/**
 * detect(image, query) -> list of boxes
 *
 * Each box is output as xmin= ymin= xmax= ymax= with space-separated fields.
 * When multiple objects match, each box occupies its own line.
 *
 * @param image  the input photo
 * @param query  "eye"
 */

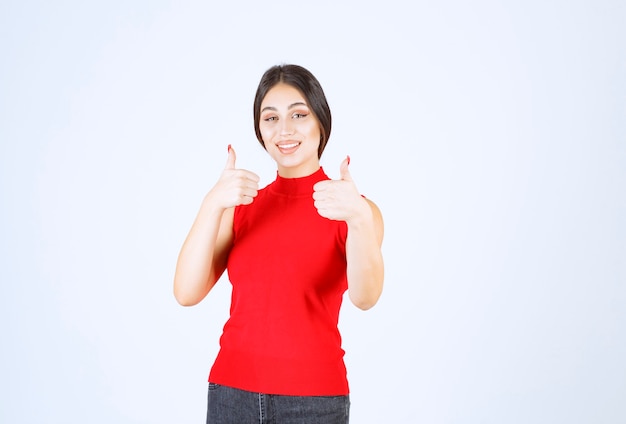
xmin=263 ymin=116 xmax=278 ymax=122
xmin=293 ymin=112 xmax=308 ymax=119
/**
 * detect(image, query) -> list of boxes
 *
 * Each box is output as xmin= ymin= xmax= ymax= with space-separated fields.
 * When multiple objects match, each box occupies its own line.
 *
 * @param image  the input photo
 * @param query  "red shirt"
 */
xmin=208 ymin=167 xmax=349 ymax=395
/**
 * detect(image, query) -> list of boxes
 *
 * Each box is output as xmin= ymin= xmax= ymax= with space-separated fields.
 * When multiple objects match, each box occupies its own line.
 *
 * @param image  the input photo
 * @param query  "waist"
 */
xmin=209 ymin=346 xmax=349 ymax=396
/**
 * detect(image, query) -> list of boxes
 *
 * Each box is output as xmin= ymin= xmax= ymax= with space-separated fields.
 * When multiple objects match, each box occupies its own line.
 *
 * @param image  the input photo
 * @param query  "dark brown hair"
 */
xmin=253 ymin=64 xmax=332 ymax=159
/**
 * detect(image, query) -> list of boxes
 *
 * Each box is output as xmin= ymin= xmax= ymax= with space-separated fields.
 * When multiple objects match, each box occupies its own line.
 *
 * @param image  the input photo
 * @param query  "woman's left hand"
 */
xmin=313 ymin=156 xmax=370 ymax=223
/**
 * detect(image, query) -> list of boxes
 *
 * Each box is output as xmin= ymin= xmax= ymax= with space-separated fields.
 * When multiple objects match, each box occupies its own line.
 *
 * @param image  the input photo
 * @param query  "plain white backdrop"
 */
xmin=1 ymin=0 xmax=624 ymax=422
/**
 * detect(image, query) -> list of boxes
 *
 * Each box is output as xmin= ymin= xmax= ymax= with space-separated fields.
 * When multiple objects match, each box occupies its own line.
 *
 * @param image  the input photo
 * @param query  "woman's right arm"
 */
xmin=173 ymin=147 xmax=259 ymax=306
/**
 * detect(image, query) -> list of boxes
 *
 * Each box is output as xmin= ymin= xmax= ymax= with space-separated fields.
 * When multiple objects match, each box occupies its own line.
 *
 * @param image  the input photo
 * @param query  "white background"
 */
xmin=1 ymin=0 xmax=625 ymax=423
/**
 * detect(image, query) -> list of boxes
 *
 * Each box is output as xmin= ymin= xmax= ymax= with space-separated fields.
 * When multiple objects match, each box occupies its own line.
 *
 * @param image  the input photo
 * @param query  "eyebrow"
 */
xmin=261 ymin=102 xmax=308 ymax=113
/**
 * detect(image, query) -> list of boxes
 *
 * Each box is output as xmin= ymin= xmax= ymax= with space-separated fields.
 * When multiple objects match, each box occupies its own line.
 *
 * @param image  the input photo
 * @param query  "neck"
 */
xmin=271 ymin=167 xmax=328 ymax=196
xmin=277 ymin=163 xmax=321 ymax=178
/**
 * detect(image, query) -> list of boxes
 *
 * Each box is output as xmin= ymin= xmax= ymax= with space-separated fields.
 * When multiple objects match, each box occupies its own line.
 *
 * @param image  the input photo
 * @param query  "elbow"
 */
xmin=348 ymin=288 xmax=382 ymax=311
xmin=348 ymin=271 xmax=384 ymax=311
xmin=173 ymin=287 xmax=199 ymax=307
xmin=173 ymin=277 xmax=206 ymax=307
xmin=352 ymin=298 xmax=377 ymax=311
xmin=174 ymin=293 xmax=200 ymax=307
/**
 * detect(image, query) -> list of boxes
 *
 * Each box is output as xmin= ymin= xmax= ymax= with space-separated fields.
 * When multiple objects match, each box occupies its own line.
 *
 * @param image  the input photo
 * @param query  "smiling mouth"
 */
xmin=277 ymin=142 xmax=300 ymax=152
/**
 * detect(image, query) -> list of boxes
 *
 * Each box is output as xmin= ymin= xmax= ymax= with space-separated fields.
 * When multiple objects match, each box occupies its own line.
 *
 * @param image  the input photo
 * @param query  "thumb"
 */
xmin=339 ymin=155 xmax=352 ymax=181
xmin=225 ymin=144 xmax=236 ymax=170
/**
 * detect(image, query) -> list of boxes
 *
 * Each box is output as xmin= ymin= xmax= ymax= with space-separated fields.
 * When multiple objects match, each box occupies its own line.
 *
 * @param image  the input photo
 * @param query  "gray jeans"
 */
xmin=206 ymin=383 xmax=350 ymax=424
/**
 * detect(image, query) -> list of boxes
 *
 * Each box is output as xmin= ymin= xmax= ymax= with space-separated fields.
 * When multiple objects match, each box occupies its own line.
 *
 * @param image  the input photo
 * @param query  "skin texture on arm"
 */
xmin=173 ymin=147 xmax=259 ymax=306
xmin=173 ymin=204 xmax=234 ymax=306
xmin=344 ymin=198 xmax=384 ymax=310
xmin=313 ymin=157 xmax=385 ymax=310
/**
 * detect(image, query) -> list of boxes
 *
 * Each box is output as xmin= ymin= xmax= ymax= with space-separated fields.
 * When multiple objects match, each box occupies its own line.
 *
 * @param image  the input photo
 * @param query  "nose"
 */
xmin=280 ymin=118 xmax=295 ymax=135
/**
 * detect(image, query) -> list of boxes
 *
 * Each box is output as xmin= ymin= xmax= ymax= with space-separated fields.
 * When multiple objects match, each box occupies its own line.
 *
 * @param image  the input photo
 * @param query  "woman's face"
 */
xmin=259 ymin=83 xmax=321 ymax=178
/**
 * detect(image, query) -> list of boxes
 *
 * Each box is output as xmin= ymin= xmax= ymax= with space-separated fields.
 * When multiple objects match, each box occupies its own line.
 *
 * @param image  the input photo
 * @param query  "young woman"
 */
xmin=174 ymin=64 xmax=384 ymax=423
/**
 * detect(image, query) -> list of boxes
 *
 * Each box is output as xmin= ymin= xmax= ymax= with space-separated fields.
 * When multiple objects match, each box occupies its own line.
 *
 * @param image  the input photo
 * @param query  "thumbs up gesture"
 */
xmin=208 ymin=145 xmax=260 ymax=209
xmin=313 ymin=156 xmax=369 ymax=222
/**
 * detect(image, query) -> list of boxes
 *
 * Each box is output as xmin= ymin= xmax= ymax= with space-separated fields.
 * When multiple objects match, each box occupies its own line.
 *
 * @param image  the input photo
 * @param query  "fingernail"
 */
xmin=228 ymin=144 xmax=232 ymax=152
xmin=347 ymin=155 xmax=351 ymax=165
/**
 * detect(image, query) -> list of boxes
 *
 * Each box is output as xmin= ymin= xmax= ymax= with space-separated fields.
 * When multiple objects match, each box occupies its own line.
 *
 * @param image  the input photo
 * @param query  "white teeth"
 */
xmin=278 ymin=143 xmax=299 ymax=149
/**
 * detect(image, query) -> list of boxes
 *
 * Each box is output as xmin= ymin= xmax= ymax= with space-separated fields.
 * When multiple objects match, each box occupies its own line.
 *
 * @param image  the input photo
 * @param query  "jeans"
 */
xmin=206 ymin=383 xmax=350 ymax=424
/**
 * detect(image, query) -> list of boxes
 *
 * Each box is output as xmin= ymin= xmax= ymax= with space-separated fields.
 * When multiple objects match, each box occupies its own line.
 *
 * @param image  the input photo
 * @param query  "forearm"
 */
xmin=345 ymin=199 xmax=384 ymax=310
xmin=173 ymin=197 xmax=232 ymax=306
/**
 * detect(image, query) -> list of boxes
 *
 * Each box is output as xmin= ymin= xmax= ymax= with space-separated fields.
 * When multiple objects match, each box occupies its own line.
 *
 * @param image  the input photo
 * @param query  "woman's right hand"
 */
xmin=208 ymin=145 xmax=259 ymax=208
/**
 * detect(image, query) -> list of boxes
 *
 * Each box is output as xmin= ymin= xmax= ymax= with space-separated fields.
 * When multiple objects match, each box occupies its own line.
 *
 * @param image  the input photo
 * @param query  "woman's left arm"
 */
xmin=313 ymin=157 xmax=385 ymax=310
xmin=344 ymin=197 xmax=384 ymax=310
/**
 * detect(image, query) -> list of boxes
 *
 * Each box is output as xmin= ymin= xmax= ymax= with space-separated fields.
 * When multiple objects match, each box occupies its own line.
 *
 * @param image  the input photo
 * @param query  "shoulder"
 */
xmin=365 ymin=197 xmax=381 ymax=214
